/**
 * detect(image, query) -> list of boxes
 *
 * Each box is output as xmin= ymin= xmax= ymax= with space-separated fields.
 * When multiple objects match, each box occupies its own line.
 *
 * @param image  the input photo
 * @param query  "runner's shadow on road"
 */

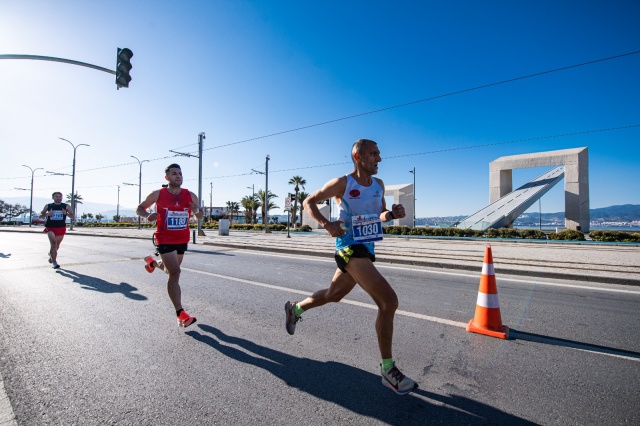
xmin=187 ymin=324 xmax=535 ymax=425
xmin=55 ymin=269 xmax=147 ymax=301
xmin=510 ymin=329 xmax=640 ymax=360
xmin=0 ymin=252 xmax=11 ymax=258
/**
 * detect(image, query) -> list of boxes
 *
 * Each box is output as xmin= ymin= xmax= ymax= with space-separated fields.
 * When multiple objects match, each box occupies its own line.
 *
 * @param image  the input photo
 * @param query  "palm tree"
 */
xmin=226 ymin=201 xmax=240 ymax=224
xmin=66 ymin=192 xmax=83 ymax=223
xmin=241 ymin=194 xmax=261 ymax=225
xmin=297 ymin=191 xmax=309 ymax=227
xmin=240 ymin=196 xmax=253 ymax=224
xmin=288 ymin=176 xmax=306 ymax=227
xmin=252 ymin=195 xmax=261 ymax=225
xmin=257 ymin=189 xmax=278 ymax=225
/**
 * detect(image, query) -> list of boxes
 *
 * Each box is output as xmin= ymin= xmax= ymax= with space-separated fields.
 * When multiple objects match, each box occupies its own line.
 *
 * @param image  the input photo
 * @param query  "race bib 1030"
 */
xmin=351 ymin=214 xmax=383 ymax=243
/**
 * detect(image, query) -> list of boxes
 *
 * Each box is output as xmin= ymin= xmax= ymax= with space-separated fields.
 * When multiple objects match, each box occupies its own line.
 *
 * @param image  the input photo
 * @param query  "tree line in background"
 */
xmin=224 ymin=175 xmax=311 ymax=227
xmin=0 ymin=192 xmax=83 ymax=224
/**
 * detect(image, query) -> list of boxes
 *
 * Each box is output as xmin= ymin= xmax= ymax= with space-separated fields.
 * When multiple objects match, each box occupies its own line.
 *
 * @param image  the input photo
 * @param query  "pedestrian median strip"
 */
xmin=180 ymin=266 xmax=640 ymax=363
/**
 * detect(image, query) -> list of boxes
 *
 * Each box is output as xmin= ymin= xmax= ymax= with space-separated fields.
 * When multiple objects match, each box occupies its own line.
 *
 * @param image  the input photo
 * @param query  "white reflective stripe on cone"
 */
xmin=482 ymin=263 xmax=495 ymax=276
xmin=476 ymin=292 xmax=500 ymax=309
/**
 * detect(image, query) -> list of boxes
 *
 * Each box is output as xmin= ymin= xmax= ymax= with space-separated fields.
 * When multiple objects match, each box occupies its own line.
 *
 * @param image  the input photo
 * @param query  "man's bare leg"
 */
xmin=158 ymin=252 xmax=184 ymax=311
xmin=342 ymin=258 xmax=398 ymax=359
xmin=298 ymin=268 xmax=357 ymax=310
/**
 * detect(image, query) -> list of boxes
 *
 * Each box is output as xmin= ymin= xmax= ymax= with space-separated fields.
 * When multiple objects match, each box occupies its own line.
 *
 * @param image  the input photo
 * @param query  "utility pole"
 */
xmin=265 ymin=155 xmax=270 ymax=233
xmin=409 ymin=167 xmax=416 ymax=228
xmin=170 ymin=132 xmax=205 ymax=236
xmin=210 ymin=182 xmax=213 ymax=223
xmin=198 ymin=132 xmax=204 ymax=234
xmin=117 ymin=185 xmax=120 ymax=222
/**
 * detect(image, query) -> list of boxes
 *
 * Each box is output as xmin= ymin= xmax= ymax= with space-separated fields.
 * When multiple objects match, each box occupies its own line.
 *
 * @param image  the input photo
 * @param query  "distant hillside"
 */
xmin=417 ymin=204 xmax=640 ymax=225
xmin=516 ymin=204 xmax=640 ymax=224
xmin=589 ymin=204 xmax=640 ymax=221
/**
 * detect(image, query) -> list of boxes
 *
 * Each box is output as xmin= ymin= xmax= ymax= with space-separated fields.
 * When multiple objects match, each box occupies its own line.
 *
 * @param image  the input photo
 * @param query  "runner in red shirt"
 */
xmin=137 ymin=163 xmax=204 ymax=328
xmin=39 ymin=191 xmax=74 ymax=269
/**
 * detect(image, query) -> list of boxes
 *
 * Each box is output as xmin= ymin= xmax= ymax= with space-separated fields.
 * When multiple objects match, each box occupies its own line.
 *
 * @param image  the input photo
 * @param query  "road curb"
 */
xmin=2 ymin=228 xmax=638 ymax=286
xmin=199 ymin=241 xmax=640 ymax=287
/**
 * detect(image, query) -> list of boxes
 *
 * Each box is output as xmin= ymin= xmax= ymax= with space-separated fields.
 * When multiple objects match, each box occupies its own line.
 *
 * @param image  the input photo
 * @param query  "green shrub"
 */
xmin=589 ymin=230 xmax=640 ymax=242
xmin=519 ymin=229 xmax=547 ymax=239
xmin=383 ymin=226 xmax=400 ymax=235
xmin=485 ymin=228 xmax=500 ymax=238
xmin=454 ymin=228 xmax=482 ymax=237
xmin=549 ymin=229 xmax=585 ymax=241
xmin=498 ymin=228 xmax=520 ymax=238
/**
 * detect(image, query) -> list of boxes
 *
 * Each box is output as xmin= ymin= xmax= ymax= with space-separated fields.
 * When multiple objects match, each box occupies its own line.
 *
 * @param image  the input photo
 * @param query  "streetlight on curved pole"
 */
xmin=59 ymin=138 xmax=90 ymax=231
xmin=22 ymin=165 xmax=43 ymax=227
xmin=131 ymin=155 xmax=149 ymax=230
xmin=409 ymin=167 xmax=416 ymax=229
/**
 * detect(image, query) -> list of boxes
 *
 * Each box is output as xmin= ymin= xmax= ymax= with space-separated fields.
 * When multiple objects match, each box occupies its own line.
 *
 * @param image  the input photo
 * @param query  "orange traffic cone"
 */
xmin=466 ymin=245 xmax=509 ymax=339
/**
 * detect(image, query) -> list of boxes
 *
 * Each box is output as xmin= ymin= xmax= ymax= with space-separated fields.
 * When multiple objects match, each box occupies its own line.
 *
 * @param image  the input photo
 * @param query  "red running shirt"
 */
xmin=154 ymin=188 xmax=193 ymax=245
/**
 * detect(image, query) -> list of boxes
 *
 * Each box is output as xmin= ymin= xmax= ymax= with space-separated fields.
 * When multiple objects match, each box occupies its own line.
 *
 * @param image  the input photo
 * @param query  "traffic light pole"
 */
xmin=1 ymin=50 xmax=133 ymax=89
xmin=0 ymin=54 xmax=115 ymax=74
xmin=197 ymin=133 xmax=205 ymax=236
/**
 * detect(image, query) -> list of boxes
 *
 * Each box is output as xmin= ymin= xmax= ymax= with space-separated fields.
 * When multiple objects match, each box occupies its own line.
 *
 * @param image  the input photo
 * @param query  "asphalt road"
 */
xmin=1 ymin=233 xmax=639 ymax=425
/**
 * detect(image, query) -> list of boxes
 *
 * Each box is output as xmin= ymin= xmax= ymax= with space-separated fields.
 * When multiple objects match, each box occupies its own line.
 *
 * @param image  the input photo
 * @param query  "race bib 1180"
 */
xmin=167 ymin=210 xmax=189 ymax=230
xmin=351 ymin=214 xmax=383 ymax=243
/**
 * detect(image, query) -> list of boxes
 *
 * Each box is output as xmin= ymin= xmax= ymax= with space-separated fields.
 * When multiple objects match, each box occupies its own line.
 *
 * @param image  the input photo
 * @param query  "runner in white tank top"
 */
xmin=284 ymin=138 xmax=418 ymax=395
xmin=336 ymin=174 xmax=384 ymax=255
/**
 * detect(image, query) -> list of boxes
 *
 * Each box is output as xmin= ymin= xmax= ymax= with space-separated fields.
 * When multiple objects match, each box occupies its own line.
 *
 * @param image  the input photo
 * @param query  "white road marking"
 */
xmin=181 ymin=267 xmax=639 ymax=362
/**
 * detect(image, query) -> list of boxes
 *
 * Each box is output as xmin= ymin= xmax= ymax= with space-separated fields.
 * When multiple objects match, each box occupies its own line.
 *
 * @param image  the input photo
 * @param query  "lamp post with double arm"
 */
xmin=130 ymin=156 xmax=149 ymax=230
xmin=22 ymin=165 xmax=43 ymax=227
xmin=59 ymin=138 xmax=89 ymax=230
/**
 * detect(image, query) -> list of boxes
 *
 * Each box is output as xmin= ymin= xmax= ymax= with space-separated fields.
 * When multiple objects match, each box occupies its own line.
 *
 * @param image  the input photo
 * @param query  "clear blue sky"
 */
xmin=2 ymin=0 xmax=639 ymax=218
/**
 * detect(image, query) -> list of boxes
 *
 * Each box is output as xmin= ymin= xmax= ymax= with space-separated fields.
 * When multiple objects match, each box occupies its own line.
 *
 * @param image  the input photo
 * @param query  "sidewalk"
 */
xmin=1 ymin=226 xmax=639 ymax=286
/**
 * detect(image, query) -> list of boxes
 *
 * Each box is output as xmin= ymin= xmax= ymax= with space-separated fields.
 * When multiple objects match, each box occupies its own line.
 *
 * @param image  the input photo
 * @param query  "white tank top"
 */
xmin=336 ymin=174 xmax=384 ymax=252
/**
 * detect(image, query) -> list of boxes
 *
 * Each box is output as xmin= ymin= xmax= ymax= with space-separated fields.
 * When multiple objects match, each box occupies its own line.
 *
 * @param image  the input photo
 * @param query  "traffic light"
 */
xmin=116 ymin=47 xmax=133 ymax=88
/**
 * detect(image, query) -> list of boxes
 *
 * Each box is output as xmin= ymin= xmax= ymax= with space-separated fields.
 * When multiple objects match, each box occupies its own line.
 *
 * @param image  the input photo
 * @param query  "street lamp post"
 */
xmin=59 ymin=138 xmax=89 ymax=231
xmin=409 ymin=167 xmax=416 ymax=228
xmin=117 ymin=185 xmax=121 ymax=222
xmin=251 ymin=155 xmax=270 ymax=233
xmin=246 ymin=185 xmax=254 ymax=224
xmin=131 ymin=156 xmax=149 ymax=230
xmin=22 ymin=165 xmax=43 ymax=227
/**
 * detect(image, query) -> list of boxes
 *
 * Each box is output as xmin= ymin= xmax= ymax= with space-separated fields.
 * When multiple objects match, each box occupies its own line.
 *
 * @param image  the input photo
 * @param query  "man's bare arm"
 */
xmin=304 ymin=176 xmax=347 ymax=237
xmin=189 ymin=192 xmax=204 ymax=220
xmin=136 ymin=190 xmax=160 ymax=220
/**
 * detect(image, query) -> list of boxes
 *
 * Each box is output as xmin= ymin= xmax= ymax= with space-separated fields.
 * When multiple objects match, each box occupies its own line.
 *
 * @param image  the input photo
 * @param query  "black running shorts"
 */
xmin=157 ymin=243 xmax=188 ymax=255
xmin=334 ymin=244 xmax=375 ymax=273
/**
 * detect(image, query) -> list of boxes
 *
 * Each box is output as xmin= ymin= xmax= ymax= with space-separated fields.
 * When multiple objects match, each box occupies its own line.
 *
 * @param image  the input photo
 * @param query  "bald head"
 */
xmin=351 ymin=139 xmax=377 ymax=163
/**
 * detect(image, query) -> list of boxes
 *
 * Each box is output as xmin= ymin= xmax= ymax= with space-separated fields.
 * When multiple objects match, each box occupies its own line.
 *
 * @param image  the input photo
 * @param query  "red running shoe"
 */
xmin=177 ymin=310 xmax=197 ymax=328
xmin=144 ymin=255 xmax=156 ymax=273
